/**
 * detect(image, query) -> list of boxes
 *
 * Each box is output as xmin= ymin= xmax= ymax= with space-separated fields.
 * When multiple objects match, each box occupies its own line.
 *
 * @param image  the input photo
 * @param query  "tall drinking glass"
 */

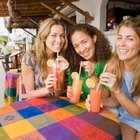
xmin=52 ymin=67 xmax=61 ymax=90
xmin=90 ymin=89 xmax=101 ymax=112
xmin=70 ymin=77 xmax=83 ymax=103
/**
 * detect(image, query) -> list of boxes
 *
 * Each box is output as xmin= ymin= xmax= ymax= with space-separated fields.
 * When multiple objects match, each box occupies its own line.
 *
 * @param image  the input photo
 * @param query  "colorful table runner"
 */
xmin=4 ymin=72 xmax=20 ymax=105
xmin=4 ymin=71 xmax=26 ymax=106
xmin=0 ymin=97 xmax=122 ymax=140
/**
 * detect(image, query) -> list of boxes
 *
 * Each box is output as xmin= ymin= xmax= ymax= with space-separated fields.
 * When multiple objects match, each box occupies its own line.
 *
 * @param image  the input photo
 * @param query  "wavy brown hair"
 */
xmin=108 ymin=16 xmax=140 ymax=97
xmin=30 ymin=18 xmax=68 ymax=74
xmin=65 ymin=24 xmax=112 ymax=71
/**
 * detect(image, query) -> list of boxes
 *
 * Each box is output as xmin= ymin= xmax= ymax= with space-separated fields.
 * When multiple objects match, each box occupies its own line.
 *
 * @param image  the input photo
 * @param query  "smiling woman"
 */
xmin=21 ymin=18 xmax=69 ymax=99
xmin=96 ymin=16 xmax=140 ymax=140
xmin=66 ymin=24 xmax=112 ymax=100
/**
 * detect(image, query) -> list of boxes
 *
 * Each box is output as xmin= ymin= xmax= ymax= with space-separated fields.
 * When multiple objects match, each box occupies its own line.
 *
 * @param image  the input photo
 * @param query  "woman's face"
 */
xmin=71 ymin=31 xmax=96 ymax=61
xmin=45 ymin=25 xmax=65 ymax=53
xmin=116 ymin=26 xmax=140 ymax=64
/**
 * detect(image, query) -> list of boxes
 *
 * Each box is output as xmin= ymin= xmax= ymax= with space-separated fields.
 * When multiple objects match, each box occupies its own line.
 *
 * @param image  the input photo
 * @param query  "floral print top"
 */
xmin=22 ymin=51 xmax=45 ymax=89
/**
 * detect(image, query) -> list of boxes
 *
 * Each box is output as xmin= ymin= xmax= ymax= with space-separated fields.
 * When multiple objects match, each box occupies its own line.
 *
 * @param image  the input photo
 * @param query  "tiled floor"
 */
xmin=0 ymin=59 xmax=5 ymax=107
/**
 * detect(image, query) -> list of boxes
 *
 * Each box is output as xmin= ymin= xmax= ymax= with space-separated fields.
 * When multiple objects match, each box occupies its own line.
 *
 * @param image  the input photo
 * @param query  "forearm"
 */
xmin=102 ymin=96 xmax=119 ymax=107
xmin=100 ymin=85 xmax=110 ymax=98
xmin=115 ymin=90 xmax=140 ymax=118
xmin=26 ymin=87 xmax=50 ymax=99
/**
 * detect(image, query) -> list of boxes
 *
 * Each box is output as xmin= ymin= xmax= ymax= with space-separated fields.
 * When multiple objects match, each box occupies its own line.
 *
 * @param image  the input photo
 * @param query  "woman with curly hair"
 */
xmin=66 ymin=24 xmax=112 ymax=100
xmin=22 ymin=18 xmax=69 ymax=99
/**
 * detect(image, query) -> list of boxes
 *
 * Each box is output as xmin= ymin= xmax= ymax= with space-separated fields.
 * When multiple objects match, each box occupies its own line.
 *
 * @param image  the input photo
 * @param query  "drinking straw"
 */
xmin=56 ymin=51 xmax=59 ymax=68
xmin=96 ymin=64 xmax=107 ymax=90
xmin=57 ymin=51 xmax=59 ymax=59
xmin=78 ymin=61 xmax=82 ymax=79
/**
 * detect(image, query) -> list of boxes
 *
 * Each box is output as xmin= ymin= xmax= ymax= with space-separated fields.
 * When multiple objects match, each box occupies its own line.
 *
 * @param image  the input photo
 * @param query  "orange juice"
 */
xmin=55 ymin=68 xmax=61 ymax=89
xmin=70 ymin=78 xmax=83 ymax=103
xmin=90 ymin=89 xmax=101 ymax=112
xmin=52 ymin=67 xmax=61 ymax=90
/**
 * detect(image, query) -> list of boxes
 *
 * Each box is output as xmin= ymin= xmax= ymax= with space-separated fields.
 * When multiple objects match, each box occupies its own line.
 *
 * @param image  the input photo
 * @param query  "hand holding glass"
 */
xmin=70 ymin=77 xmax=83 ymax=103
xmin=47 ymin=59 xmax=61 ymax=94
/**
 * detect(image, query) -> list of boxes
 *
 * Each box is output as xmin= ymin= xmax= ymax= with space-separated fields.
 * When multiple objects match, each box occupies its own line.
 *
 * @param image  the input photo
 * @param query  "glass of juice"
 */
xmin=48 ymin=65 xmax=61 ymax=97
xmin=47 ymin=59 xmax=61 ymax=90
xmin=47 ymin=59 xmax=61 ymax=97
xmin=52 ymin=66 xmax=61 ymax=90
xmin=70 ymin=77 xmax=83 ymax=103
xmin=90 ymin=89 xmax=101 ymax=112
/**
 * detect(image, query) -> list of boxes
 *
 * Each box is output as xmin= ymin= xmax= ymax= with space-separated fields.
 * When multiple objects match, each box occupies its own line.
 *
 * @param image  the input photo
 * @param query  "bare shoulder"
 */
xmin=22 ymin=63 xmax=34 ymax=76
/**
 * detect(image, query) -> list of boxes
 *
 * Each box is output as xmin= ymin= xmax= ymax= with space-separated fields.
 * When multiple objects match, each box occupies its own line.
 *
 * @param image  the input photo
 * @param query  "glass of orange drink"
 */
xmin=86 ymin=77 xmax=101 ymax=112
xmin=47 ymin=59 xmax=61 ymax=90
xmin=70 ymin=72 xmax=83 ymax=103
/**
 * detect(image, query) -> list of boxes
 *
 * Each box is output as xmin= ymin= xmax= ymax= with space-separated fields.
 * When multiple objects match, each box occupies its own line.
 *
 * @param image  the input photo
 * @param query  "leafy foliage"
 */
xmin=0 ymin=36 xmax=8 ymax=44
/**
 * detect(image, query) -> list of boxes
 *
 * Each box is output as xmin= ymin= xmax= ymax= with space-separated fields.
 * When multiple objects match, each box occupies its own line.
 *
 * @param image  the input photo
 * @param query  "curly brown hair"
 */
xmin=65 ymin=24 xmax=112 ymax=71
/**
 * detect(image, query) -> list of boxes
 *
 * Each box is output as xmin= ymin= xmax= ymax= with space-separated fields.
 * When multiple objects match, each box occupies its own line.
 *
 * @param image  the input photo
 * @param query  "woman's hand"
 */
xmin=86 ymin=94 xmax=103 ymax=112
xmin=56 ymin=56 xmax=69 ymax=73
xmin=81 ymin=61 xmax=96 ymax=76
xmin=66 ymin=86 xmax=72 ymax=98
xmin=85 ymin=94 xmax=91 ymax=112
xmin=67 ymin=85 xmax=83 ymax=99
xmin=45 ymin=73 xmax=57 ymax=93
xmin=100 ymin=72 xmax=121 ymax=93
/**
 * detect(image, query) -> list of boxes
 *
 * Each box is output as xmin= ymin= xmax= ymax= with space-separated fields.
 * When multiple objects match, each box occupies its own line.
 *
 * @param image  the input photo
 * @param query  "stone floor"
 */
xmin=0 ymin=59 xmax=5 ymax=107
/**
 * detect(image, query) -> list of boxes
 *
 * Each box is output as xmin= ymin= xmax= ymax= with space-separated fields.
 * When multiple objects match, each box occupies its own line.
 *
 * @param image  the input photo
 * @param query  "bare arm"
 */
xmin=100 ymin=72 xmax=140 ymax=118
xmin=101 ymin=96 xmax=119 ymax=107
xmin=100 ymin=85 xmax=110 ymax=98
xmin=114 ymin=89 xmax=140 ymax=118
xmin=21 ymin=63 xmax=51 ymax=99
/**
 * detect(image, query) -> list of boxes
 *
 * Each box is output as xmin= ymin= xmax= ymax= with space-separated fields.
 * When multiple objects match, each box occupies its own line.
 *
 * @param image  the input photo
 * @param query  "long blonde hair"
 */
xmin=108 ymin=16 xmax=140 ymax=97
xmin=31 ymin=18 xmax=68 ymax=74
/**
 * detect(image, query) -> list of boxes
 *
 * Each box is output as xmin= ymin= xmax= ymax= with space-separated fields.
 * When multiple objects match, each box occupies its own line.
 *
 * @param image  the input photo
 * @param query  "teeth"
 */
xmin=120 ymin=50 xmax=127 ymax=52
xmin=82 ymin=51 xmax=89 ymax=57
xmin=119 ymin=49 xmax=128 ymax=54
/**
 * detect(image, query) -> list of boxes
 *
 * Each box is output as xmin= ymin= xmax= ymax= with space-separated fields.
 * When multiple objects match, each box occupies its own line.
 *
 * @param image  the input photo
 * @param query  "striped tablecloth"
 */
xmin=0 ymin=97 xmax=122 ymax=140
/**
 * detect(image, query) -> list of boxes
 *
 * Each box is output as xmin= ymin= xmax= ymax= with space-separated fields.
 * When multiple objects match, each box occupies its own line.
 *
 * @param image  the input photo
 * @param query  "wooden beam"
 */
xmin=60 ymin=0 xmax=94 ymax=21
xmin=22 ymin=29 xmax=36 ymax=37
xmin=6 ymin=0 xmax=78 ymax=5
xmin=40 ymin=2 xmax=77 ymax=26
xmin=7 ymin=0 xmax=60 ymax=4
xmin=28 ymin=17 xmax=39 ymax=27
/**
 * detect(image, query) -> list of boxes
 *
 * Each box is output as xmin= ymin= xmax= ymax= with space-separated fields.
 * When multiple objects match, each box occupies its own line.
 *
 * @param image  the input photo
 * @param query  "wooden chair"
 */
xmin=1 ymin=61 xmax=15 ymax=73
